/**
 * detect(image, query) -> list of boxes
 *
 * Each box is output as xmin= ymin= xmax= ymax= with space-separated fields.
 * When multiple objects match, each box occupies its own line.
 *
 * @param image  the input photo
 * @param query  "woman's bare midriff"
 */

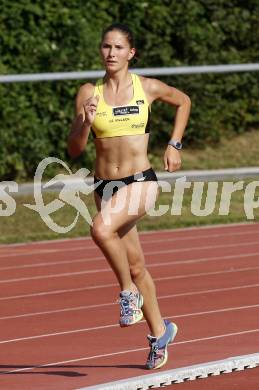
xmin=94 ymin=133 xmax=151 ymax=179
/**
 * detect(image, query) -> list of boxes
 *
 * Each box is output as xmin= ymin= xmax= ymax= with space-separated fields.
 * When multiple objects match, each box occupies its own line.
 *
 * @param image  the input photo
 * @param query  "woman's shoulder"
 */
xmin=77 ymin=82 xmax=95 ymax=99
xmin=137 ymin=75 xmax=165 ymax=100
xmin=74 ymin=83 xmax=97 ymax=110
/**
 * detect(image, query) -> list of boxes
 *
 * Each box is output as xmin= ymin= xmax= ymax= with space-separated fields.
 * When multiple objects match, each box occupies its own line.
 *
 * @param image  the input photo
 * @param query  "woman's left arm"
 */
xmin=144 ymin=78 xmax=191 ymax=172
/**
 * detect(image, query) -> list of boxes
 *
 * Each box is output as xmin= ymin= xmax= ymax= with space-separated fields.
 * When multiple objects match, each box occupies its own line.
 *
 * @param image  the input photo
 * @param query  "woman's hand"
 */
xmin=163 ymin=146 xmax=181 ymax=172
xmin=83 ymin=95 xmax=100 ymax=125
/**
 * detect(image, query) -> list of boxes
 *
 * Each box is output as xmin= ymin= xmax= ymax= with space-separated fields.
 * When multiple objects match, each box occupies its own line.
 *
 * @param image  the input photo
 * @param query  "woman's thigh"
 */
xmin=94 ymin=192 xmax=139 ymax=250
xmin=93 ymin=181 xmax=159 ymax=233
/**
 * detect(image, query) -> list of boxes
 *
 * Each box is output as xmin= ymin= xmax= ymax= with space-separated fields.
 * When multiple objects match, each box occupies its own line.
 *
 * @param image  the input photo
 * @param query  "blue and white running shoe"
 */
xmin=146 ymin=320 xmax=178 ymax=369
xmin=119 ymin=290 xmax=144 ymax=327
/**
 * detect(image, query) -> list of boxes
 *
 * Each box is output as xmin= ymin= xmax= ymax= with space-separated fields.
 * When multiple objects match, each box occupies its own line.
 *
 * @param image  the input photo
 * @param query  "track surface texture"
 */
xmin=0 ymin=222 xmax=258 ymax=389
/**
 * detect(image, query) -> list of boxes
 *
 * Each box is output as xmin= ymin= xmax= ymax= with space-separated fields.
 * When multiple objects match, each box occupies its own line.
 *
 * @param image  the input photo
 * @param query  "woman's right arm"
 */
xmin=67 ymin=83 xmax=98 ymax=158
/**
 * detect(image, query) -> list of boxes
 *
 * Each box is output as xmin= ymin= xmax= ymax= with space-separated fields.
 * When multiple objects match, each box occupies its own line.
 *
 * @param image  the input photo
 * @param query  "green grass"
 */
xmin=1 ymin=180 xmax=258 ymax=244
xmin=149 ymin=129 xmax=259 ymax=171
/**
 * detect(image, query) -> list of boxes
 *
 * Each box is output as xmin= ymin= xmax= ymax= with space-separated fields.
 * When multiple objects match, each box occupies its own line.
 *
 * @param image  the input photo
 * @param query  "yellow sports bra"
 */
xmin=91 ymin=73 xmax=151 ymax=138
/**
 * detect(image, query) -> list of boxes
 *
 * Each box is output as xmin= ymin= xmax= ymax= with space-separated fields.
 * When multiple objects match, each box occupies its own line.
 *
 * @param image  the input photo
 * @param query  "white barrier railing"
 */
xmin=1 ymin=63 xmax=259 ymax=83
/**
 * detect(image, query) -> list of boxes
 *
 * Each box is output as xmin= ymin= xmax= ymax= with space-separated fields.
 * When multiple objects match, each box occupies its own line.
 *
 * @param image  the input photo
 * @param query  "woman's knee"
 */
xmin=90 ymin=219 xmax=113 ymax=242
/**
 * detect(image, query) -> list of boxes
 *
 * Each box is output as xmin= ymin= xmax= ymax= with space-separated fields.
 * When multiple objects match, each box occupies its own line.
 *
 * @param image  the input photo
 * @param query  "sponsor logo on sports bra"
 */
xmin=131 ymin=122 xmax=145 ymax=128
xmin=136 ymin=100 xmax=144 ymax=105
xmin=115 ymin=117 xmax=130 ymax=122
xmin=113 ymin=106 xmax=139 ymax=116
xmin=96 ymin=111 xmax=107 ymax=117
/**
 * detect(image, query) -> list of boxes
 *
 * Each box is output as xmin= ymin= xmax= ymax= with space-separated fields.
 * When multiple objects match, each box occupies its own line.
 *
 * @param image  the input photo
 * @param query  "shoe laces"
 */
xmin=147 ymin=336 xmax=159 ymax=363
xmin=119 ymin=294 xmax=134 ymax=317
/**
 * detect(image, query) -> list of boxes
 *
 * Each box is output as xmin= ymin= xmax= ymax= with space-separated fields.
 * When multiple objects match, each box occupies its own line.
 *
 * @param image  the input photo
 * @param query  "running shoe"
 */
xmin=146 ymin=320 xmax=178 ymax=369
xmin=119 ymin=290 xmax=144 ymax=327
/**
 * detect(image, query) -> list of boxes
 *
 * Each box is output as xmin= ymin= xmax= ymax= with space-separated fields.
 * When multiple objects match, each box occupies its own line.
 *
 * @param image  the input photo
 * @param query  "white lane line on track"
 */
xmin=1 ymin=235 xmax=259 ymax=271
xmin=0 ymin=304 xmax=259 ymax=345
xmin=0 ymin=329 xmax=259 ymax=375
xmin=0 ymin=252 xmax=259 ymax=290
xmin=0 ymin=229 xmax=258 ymax=258
xmin=1 ymin=277 xmax=259 ymax=303
xmin=1 ymin=248 xmax=259 ymax=285
xmin=1 ymin=242 xmax=259 ymax=282
xmin=1 ymin=328 xmax=259 ymax=376
xmin=0 ymin=220 xmax=257 ymax=250
xmin=1 ymin=266 xmax=259 ymax=320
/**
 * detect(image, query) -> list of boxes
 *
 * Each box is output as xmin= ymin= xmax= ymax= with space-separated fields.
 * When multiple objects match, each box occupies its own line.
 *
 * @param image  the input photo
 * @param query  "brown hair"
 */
xmin=101 ymin=23 xmax=135 ymax=48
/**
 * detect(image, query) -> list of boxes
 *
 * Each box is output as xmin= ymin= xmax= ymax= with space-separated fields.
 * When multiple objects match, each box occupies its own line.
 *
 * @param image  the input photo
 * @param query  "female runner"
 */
xmin=68 ymin=23 xmax=191 ymax=369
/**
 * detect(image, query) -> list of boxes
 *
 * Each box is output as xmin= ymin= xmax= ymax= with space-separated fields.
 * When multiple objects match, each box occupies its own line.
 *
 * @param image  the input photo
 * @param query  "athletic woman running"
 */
xmin=68 ymin=23 xmax=191 ymax=369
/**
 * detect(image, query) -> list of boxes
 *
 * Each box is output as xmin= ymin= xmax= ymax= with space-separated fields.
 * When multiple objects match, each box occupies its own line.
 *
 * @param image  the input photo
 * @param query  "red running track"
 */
xmin=0 ymin=222 xmax=259 ymax=389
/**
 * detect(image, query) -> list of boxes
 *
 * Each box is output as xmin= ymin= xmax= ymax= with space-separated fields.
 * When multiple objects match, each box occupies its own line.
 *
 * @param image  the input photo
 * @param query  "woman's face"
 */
xmin=100 ymin=30 xmax=135 ymax=72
